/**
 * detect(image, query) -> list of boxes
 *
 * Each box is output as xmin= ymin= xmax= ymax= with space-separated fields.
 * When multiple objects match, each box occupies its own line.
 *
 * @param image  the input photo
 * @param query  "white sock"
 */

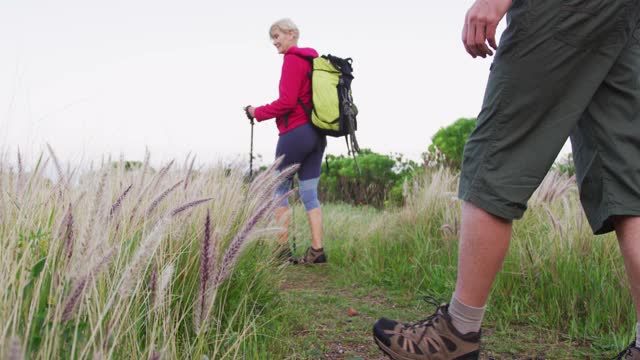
xmin=448 ymin=294 xmax=486 ymax=335
xmin=636 ymin=322 xmax=640 ymax=348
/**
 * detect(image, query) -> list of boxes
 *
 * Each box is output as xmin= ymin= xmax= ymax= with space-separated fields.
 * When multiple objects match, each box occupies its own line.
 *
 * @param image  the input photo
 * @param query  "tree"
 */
xmin=425 ymin=118 xmax=477 ymax=170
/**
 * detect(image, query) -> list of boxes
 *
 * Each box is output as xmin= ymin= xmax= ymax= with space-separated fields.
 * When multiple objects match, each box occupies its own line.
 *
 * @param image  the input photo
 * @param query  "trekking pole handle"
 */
xmin=243 ymin=105 xmax=255 ymax=125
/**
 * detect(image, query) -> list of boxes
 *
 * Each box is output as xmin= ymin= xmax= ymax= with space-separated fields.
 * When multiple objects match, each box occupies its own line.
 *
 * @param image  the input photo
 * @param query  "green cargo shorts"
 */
xmin=458 ymin=0 xmax=640 ymax=234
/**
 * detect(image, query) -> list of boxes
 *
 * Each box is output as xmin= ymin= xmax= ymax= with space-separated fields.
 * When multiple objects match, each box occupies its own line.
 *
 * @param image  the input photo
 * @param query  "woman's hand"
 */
xmin=462 ymin=0 xmax=512 ymax=58
xmin=243 ymin=105 xmax=256 ymax=120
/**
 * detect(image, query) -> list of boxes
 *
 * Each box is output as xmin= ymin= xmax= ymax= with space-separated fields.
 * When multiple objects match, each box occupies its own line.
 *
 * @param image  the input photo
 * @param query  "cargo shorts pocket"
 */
xmin=633 ymin=24 xmax=640 ymax=44
xmin=554 ymin=0 xmax=625 ymax=50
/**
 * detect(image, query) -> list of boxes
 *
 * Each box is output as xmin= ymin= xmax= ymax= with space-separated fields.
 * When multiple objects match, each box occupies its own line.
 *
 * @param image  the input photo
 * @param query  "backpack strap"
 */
xmin=283 ymin=98 xmax=311 ymax=130
xmin=297 ymin=99 xmax=312 ymax=121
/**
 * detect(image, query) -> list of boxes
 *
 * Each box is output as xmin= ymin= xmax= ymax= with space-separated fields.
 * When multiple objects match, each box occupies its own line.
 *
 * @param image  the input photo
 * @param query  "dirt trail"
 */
xmin=280 ymin=265 xmax=388 ymax=359
xmin=279 ymin=265 xmax=595 ymax=360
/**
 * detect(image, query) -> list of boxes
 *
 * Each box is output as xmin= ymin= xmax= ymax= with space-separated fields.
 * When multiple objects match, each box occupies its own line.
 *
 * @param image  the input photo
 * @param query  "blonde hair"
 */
xmin=269 ymin=18 xmax=300 ymax=40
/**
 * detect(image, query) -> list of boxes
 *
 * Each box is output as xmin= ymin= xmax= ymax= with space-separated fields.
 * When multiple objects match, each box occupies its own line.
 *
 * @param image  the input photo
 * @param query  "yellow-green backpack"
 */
xmin=298 ymin=54 xmax=360 ymax=155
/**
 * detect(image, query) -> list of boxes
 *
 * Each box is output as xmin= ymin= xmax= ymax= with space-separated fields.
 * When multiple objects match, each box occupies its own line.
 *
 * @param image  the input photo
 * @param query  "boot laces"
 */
xmin=401 ymin=296 xmax=447 ymax=344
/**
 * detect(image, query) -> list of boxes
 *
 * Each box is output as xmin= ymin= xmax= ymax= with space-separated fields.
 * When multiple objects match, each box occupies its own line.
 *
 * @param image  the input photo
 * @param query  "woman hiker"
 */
xmin=244 ymin=18 xmax=327 ymax=265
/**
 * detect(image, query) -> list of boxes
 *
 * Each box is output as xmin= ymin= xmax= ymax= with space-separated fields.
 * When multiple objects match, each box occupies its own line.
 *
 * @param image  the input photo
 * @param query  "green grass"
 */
xmin=272 ymin=259 xmax=601 ymax=359
xmin=2 ymin=152 xmax=634 ymax=359
xmin=282 ymin=168 xmax=634 ymax=358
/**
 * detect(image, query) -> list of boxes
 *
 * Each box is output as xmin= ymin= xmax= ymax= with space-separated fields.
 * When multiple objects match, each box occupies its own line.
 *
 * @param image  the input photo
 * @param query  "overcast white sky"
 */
xmin=1 ymin=0 xmax=544 ymax=169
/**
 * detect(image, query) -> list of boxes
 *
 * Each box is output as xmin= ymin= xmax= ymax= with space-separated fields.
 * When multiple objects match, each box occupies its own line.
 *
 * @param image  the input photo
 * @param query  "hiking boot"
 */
xmin=373 ymin=304 xmax=480 ymax=360
xmin=614 ymin=342 xmax=640 ymax=359
xmin=296 ymin=247 xmax=327 ymax=265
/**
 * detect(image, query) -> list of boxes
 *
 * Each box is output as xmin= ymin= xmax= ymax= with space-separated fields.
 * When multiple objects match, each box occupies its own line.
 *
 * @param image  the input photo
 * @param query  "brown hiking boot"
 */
xmin=296 ymin=247 xmax=327 ymax=265
xmin=614 ymin=342 xmax=640 ymax=359
xmin=373 ymin=304 xmax=480 ymax=360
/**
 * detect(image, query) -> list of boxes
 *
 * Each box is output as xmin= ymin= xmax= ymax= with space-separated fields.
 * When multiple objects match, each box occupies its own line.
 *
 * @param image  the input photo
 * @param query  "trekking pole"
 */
xmin=244 ymin=106 xmax=255 ymax=178
xmin=290 ymin=178 xmax=297 ymax=254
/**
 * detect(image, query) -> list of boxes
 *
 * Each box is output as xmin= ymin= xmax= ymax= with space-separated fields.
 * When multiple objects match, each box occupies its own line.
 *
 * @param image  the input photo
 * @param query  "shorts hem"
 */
xmin=591 ymin=206 xmax=640 ymax=235
xmin=458 ymin=191 xmax=524 ymax=221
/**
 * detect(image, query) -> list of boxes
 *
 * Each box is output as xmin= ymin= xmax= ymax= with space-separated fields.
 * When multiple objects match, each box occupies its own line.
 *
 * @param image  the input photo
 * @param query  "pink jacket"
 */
xmin=254 ymin=46 xmax=319 ymax=135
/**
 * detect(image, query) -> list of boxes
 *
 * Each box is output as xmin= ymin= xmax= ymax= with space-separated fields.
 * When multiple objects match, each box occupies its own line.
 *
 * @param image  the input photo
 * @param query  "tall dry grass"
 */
xmin=0 ymin=149 xmax=294 ymax=359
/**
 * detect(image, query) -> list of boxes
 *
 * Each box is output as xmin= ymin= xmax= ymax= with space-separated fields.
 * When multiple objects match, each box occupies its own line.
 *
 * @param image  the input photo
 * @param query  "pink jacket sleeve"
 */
xmin=254 ymin=54 xmax=307 ymax=121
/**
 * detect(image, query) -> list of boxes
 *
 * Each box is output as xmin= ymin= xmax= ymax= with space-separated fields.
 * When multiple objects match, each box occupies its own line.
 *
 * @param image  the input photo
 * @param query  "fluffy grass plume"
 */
xmin=0 ymin=148 xmax=290 ymax=359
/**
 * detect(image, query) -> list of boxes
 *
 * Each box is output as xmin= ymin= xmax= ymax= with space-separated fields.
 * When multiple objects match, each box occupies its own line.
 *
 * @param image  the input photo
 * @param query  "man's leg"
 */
xmin=455 ymin=201 xmax=512 ymax=307
xmin=616 ymin=217 xmax=640 ymax=347
xmin=446 ymin=202 xmax=513 ymax=334
xmin=569 ymin=6 xmax=640 ymax=355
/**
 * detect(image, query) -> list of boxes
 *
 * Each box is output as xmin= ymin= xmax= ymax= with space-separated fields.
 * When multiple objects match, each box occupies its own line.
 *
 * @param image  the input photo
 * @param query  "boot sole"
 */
xmin=374 ymin=334 xmax=479 ymax=360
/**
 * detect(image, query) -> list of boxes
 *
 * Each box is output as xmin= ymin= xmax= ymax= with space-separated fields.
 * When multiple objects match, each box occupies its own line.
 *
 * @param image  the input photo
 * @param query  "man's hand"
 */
xmin=462 ymin=0 xmax=512 ymax=58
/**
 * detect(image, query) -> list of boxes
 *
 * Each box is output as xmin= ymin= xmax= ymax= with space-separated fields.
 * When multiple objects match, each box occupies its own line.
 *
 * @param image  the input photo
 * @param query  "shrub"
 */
xmin=319 ymin=150 xmax=419 ymax=208
xmin=425 ymin=117 xmax=477 ymax=170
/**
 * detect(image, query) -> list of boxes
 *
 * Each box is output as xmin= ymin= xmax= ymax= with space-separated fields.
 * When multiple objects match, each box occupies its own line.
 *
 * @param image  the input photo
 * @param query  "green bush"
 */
xmin=319 ymin=150 xmax=419 ymax=208
xmin=425 ymin=117 xmax=477 ymax=170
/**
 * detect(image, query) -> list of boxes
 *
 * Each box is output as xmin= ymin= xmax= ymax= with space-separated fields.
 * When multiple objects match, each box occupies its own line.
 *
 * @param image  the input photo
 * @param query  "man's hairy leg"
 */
xmin=615 ymin=216 xmax=640 ymax=320
xmin=454 ymin=201 xmax=513 ymax=307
